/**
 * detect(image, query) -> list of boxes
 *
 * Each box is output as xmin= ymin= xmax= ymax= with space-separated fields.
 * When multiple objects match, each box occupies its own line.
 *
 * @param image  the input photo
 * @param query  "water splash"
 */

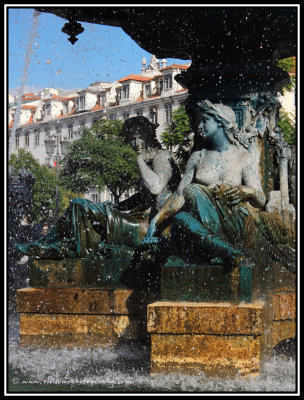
xmin=7 ymin=313 xmax=296 ymax=393
xmin=9 ymin=9 xmax=40 ymax=158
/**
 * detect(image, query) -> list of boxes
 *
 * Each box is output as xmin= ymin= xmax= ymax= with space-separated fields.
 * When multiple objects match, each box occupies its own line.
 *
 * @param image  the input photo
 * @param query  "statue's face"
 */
xmin=198 ymin=113 xmax=219 ymax=143
xmin=129 ymin=131 xmax=146 ymax=154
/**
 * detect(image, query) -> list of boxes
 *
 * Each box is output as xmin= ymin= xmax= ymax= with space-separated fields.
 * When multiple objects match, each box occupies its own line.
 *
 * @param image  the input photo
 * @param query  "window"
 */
xmin=45 ymin=104 xmax=51 ymax=115
xmin=122 ymin=85 xmax=129 ymax=99
xmin=156 ymin=78 xmax=163 ymax=94
xmin=165 ymin=103 xmax=172 ymax=123
xmin=164 ymin=74 xmax=172 ymax=90
xmin=100 ymin=94 xmax=106 ymax=105
xmin=122 ymin=111 xmax=129 ymax=120
xmin=63 ymin=102 xmax=69 ymax=114
xmin=79 ymin=96 xmax=85 ymax=109
xmin=109 ymin=114 xmax=117 ymax=120
xmin=145 ymin=85 xmax=151 ymax=97
xmin=45 ymin=157 xmax=51 ymax=166
xmin=56 ymin=126 xmax=62 ymax=140
xmin=136 ymin=108 xmax=143 ymax=116
xmin=150 ymin=107 xmax=158 ymax=124
xmin=68 ymin=125 xmax=74 ymax=139
xmin=35 ymin=129 xmax=40 ymax=145
xmin=25 ymin=131 xmax=30 ymax=147
xmin=45 ymin=128 xmax=50 ymax=138
xmin=116 ymin=89 xmax=122 ymax=100
xmin=15 ymin=134 xmax=20 ymax=148
xmin=110 ymin=193 xmax=114 ymax=203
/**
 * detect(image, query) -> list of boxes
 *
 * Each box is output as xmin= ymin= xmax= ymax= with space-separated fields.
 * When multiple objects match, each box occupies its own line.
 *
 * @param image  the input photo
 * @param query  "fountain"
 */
xmin=9 ymin=6 xmax=297 ymax=393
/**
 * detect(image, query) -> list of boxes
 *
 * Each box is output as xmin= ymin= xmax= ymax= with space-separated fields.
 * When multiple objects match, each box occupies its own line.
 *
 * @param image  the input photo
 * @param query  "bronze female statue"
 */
xmin=141 ymin=100 xmax=295 ymax=272
xmin=15 ymin=116 xmax=180 ymax=259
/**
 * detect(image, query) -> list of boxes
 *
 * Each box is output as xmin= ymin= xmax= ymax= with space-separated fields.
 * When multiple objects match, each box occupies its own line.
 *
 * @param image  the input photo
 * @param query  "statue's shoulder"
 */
xmin=153 ymin=149 xmax=172 ymax=162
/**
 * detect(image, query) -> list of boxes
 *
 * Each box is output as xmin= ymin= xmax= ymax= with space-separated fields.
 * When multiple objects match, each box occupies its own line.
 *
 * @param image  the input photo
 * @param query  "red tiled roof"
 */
xmin=23 ymin=92 xmax=35 ymax=97
xmin=58 ymin=96 xmax=77 ymax=101
xmin=45 ymin=95 xmax=77 ymax=102
xmin=160 ymin=64 xmax=190 ymax=71
xmin=9 ymin=120 xmax=14 ymax=128
xmin=136 ymin=96 xmax=144 ymax=102
xmin=21 ymin=105 xmax=37 ymax=109
xmin=118 ymin=74 xmax=153 ymax=83
xmin=176 ymin=89 xmax=188 ymax=93
xmin=22 ymin=96 xmax=41 ymax=101
xmin=92 ymin=104 xmax=102 ymax=111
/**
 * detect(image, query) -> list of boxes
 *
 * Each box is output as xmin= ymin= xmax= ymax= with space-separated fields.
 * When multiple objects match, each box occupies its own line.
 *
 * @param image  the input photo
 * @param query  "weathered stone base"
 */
xmin=147 ymin=300 xmax=276 ymax=377
xmin=268 ymin=291 xmax=296 ymax=349
xmin=17 ymin=287 xmax=159 ymax=347
xmin=18 ymin=313 xmax=146 ymax=348
xmin=150 ymin=334 xmax=262 ymax=377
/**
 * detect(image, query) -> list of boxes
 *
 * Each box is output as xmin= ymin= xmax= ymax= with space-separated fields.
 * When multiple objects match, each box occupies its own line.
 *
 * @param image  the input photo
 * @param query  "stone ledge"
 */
xmin=17 ymin=287 xmax=159 ymax=315
xmin=19 ymin=313 xmax=147 ymax=347
xmin=269 ymin=292 xmax=296 ymax=320
xmin=147 ymin=301 xmax=265 ymax=335
xmin=28 ymin=258 xmax=131 ymax=288
xmin=150 ymin=333 xmax=262 ymax=377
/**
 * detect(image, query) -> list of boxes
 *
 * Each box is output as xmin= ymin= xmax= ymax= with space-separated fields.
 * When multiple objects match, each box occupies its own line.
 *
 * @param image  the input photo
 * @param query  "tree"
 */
xmin=9 ymin=149 xmax=61 ymax=223
xmin=277 ymin=56 xmax=296 ymax=145
xmin=161 ymin=105 xmax=193 ymax=172
xmin=60 ymin=119 xmax=140 ymax=203
xmin=276 ymin=110 xmax=296 ymax=146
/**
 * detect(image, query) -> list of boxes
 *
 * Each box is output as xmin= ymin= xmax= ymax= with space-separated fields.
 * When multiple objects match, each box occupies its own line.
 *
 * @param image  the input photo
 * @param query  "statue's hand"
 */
xmin=222 ymin=185 xmax=255 ymax=206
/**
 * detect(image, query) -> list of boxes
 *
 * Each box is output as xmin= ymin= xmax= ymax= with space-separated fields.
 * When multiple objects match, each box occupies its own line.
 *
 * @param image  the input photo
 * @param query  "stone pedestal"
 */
xmin=17 ymin=257 xmax=160 ymax=347
xmin=17 ymin=287 xmax=158 ymax=347
xmin=147 ymin=262 xmax=296 ymax=377
xmin=147 ymin=301 xmax=267 ymax=376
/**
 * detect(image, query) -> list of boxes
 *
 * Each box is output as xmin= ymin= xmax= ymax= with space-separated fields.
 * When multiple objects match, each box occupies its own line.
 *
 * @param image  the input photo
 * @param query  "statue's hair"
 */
xmin=121 ymin=116 xmax=162 ymax=149
xmin=186 ymin=99 xmax=247 ymax=150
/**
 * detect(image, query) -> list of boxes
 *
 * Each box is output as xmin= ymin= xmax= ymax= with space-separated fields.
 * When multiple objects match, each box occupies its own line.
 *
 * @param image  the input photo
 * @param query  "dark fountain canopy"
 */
xmin=34 ymin=7 xmax=297 ymax=98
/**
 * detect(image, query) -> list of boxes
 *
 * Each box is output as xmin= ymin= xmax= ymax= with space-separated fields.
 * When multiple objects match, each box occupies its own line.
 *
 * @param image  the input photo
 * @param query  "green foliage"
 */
xmin=161 ymin=105 xmax=192 ymax=172
xmin=277 ymin=110 xmax=296 ymax=146
xmin=277 ymin=57 xmax=296 ymax=93
xmin=9 ymin=149 xmax=61 ymax=223
xmin=60 ymin=119 xmax=140 ymax=203
xmin=276 ymin=57 xmax=296 ymax=145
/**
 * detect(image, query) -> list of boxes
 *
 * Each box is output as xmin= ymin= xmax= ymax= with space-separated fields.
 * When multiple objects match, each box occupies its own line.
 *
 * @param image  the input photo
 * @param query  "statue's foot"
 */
xmin=140 ymin=237 xmax=160 ymax=246
xmin=14 ymin=243 xmax=32 ymax=255
xmin=14 ymin=241 xmax=71 ymax=259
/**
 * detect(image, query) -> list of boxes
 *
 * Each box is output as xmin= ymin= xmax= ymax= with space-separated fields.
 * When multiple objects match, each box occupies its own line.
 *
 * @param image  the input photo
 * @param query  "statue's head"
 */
xmin=121 ymin=116 xmax=162 ymax=153
xmin=186 ymin=99 xmax=246 ymax=149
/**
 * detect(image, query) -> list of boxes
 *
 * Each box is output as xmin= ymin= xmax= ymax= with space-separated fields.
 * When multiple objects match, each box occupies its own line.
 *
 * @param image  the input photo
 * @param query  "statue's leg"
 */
xmin=169 ymin=185 xmax=245 ymax=267
xmin=15 ymin=199 xmax=107 ymax=258
xmin=171 ymin=211 xmax=244 ymax=268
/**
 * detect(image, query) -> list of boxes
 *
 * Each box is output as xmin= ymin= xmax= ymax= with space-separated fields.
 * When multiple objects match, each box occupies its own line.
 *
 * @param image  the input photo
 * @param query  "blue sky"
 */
xmin=8 ymin=7 xmax=191 ymax=92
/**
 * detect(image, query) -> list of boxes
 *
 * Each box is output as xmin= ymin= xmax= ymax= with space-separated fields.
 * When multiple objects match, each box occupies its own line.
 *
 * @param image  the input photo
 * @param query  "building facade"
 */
xmin=8 ymin=56 xmax=190 ymax=202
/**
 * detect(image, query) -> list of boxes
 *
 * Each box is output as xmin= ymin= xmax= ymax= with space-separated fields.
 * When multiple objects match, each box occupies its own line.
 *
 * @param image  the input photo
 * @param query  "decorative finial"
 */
xmin=61 ymin=20 xmax=84 ymax=45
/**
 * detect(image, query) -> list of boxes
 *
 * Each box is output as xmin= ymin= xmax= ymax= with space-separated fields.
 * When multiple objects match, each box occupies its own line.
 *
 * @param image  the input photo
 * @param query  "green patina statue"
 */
xmin=15 ymin=116 xmax=181 ymax=259
xmin=15 ymin=103 xmax=295 ymax=275
xmin=141 ymin=99 xmax=295 ymax=272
